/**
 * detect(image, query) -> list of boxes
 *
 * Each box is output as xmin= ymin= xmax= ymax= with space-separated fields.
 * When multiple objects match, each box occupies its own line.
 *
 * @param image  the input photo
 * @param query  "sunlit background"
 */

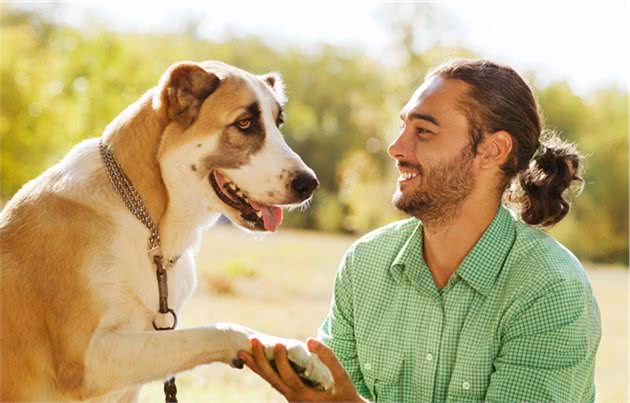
xmin=1 ymin=1 xmax=628 ymax=402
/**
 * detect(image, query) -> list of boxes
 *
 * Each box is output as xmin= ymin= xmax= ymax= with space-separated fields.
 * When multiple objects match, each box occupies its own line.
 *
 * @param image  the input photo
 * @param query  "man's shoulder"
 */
xmin=498 ymin=222 xmax=600 ymax=339
xmin=352 ymin=217 xmax=419 ymax=251
xmin=505 ymin=220 xmax=591 ymax=291
xmin=341 ymin=218 xmax=419 ymax=273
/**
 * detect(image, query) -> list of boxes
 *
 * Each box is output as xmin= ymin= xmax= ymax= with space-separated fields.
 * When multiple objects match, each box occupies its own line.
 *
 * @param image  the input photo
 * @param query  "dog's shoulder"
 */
xmin=2 ymin=138 xmax=107 ymax=213
xmin=1 ymin=138 xmax=116 ymax=270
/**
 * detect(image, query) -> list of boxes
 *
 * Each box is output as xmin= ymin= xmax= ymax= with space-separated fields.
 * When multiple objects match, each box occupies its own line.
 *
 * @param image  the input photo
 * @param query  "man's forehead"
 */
xmin=401 ymin=77 xmax=470 ymax=117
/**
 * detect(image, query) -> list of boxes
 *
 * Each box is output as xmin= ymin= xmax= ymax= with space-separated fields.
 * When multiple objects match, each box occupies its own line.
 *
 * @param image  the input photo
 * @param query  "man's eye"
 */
xmin=276 ymin=115 xmax=285 ymax=127
xmin=416 ymin=127 xmax=432 ymax=135
xmin=236 ymin=119 xmax=251 ymax=130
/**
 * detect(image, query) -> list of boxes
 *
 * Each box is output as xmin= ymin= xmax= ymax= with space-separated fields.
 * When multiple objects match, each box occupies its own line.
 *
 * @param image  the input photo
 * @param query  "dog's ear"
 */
xmin=260 ymin=72 xmax=287 ymax=105
xmin=155 ymin=62 xmax=220 ymax=126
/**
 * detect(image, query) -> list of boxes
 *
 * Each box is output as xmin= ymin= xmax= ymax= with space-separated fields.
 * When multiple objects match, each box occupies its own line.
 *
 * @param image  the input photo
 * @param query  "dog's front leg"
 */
xmin=82 ymin=323 xmax=251 ymax=399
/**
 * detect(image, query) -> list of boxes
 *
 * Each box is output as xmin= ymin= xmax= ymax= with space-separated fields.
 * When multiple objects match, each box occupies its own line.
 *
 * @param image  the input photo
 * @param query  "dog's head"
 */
xmin=153 ymin=61 xmax=318 ymax=232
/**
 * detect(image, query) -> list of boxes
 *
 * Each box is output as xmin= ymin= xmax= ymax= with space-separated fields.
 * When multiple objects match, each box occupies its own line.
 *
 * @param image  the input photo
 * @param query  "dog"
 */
xmin=0 ymin=61 xmax=333 ymax=401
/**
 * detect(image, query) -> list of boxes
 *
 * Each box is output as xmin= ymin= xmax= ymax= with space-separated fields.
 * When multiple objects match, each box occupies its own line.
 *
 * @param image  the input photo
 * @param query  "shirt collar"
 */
xmin=455 ymin=205 xmax=516 ymax=296
xmin=390 ymin=205 xmax=516 ymax=296
xmin=390 ymin=219 xmax=437 ymax=293
xmin=390 ymin=219 xmax=423 ymax=284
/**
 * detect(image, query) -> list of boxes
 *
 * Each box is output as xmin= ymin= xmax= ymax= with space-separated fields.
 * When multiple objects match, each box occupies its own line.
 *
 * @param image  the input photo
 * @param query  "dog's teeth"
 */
xmin=228 ymin=183 xmax=237 ymax=190
xmin=256 ymin=211 xmax=262 ymax=218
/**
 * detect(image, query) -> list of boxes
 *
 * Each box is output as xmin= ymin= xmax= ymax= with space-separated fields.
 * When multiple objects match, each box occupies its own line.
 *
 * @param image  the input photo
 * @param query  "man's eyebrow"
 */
xmin=400 ymin=110 xmax=440 ymax=127
xmin=407 ymin=112 xmax=440 ymax=127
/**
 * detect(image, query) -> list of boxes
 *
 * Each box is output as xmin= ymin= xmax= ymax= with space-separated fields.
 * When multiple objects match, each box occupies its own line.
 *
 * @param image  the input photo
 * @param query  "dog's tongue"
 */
xmin=262 ymin=206 xmax=283 ymax=232
xmin=250 ymin=202 xmax=283 ymax=232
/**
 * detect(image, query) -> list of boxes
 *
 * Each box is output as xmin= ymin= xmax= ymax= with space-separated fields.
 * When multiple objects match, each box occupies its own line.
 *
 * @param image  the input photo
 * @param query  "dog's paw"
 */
xmin=262 ymin=339 xmax=334 ymax=392
xmin=214 ymin=324 xmax=334 ymax=391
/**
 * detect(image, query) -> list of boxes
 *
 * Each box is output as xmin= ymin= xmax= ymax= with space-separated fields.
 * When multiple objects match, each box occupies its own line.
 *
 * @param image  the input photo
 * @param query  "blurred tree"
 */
xmin=548 ymin=86 xmax=629 ymax=263
xmin=0 ymin=5 xmax=626 ymax=264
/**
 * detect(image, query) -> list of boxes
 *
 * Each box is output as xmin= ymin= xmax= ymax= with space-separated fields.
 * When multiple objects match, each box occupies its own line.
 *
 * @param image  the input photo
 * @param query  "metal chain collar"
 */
xmin=99 ymin=139 xmax=161 ymax=252
xmin=99 ymin=138 xmax=178 ymax=403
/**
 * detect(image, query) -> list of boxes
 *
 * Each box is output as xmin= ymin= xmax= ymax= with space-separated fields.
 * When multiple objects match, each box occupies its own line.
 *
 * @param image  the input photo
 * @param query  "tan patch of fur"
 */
xmin=157 ymin=74 xmax=255 ymax=153
xmin=104 ymin=91 xmax=169 ymax=228
xmin=1 ymin=188 xmax=113 ymax=400
xmin=159 ymin=63 xmax=220 ymax=127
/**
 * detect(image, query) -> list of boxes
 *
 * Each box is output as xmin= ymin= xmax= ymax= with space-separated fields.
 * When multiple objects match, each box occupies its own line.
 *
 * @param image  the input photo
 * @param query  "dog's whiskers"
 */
xmin=286 ymin=198 xmax=312 ymax=213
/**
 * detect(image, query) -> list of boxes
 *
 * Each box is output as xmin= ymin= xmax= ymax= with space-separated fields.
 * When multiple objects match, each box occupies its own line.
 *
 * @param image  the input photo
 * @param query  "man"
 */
xmin=238 ymin=59 xmax=601 ymax=402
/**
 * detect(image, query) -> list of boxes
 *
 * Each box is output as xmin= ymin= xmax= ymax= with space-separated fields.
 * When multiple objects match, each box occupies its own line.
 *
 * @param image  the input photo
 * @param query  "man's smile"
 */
xmin=397 ymin=170 xmax=420 ymax=184
xmin=396 ymin=163 xmax=422 ymax=185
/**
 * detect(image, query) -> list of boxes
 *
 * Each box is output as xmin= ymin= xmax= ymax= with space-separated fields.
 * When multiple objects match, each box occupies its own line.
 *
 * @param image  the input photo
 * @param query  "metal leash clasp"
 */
xmin=151 ymin=254 xmax=178 ymax=331
xmin=149 ymin=249 xmax=178 ymax=403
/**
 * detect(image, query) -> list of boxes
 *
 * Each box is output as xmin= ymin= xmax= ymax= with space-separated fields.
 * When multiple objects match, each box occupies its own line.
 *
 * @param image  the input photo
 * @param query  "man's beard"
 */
xmin=393 ymin=144 xmax=476 ymax=227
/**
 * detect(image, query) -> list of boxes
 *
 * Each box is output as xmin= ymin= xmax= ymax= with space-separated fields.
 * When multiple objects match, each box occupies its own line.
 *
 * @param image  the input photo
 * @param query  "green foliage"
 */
xmin=546 ymin=86 xmax=629 ymax=264
xmin=1 ymin=6 xmax=627 ymax=264
xmin=224 ymin=259 xmax=257 ymax=279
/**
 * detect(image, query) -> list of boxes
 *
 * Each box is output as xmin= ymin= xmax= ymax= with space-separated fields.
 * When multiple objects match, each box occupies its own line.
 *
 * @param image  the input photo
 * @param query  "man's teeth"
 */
xmin=400 ymin=172 xmax=418 ymax=180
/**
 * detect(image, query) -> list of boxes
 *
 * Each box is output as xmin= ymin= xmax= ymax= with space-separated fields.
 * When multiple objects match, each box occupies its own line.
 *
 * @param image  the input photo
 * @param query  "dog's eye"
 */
xmin=236 ymin=119 xmax=251 ymax=130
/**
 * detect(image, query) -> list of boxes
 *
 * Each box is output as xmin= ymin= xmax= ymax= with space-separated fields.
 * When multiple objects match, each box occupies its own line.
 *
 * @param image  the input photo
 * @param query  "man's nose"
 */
xmin=387 ymin=130 xmax=410 ymax=161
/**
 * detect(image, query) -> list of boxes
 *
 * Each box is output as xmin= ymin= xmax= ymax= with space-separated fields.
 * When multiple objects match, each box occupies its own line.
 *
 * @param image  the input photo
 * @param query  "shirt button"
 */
xmin=462 ymin=381 xmax=471 ymax=390
xmin=425 ymin=353 xmax=433 ymax=361
xmin=364 ymin=363 xmax=372 ymax=370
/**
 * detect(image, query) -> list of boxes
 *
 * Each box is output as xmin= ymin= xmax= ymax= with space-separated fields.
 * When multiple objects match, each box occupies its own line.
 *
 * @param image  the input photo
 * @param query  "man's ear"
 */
xmin=154 ymin=62 xmax=220 ymax=126
xmin=477 ymin=130 xmax=513 ymax=169
xmin=259 ymin=72 xmax=287 ymax=105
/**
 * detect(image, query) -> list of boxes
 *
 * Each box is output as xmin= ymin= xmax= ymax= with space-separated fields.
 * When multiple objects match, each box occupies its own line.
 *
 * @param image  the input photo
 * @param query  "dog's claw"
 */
xmin=257 ymin=338 xmax=334 ymax=391
xmin=268 ymin=357 xmax=326 ymax=391
xmin=232 ymin=357 xmax=244 ymax=369
xmin=290 ymin=361 xmax=324 ymax=389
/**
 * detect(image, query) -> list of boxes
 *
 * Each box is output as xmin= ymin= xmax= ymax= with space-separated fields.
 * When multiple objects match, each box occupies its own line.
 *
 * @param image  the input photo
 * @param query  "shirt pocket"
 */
xmin=445 ymin=358 xmax=493 ymax=402
xmin=357 ymin=331 xmax=404 ymax=402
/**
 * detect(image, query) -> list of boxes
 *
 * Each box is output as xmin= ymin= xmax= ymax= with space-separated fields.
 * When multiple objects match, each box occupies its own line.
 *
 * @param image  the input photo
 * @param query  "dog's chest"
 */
xmin=132 ymin=252 xmax=197 ymax=318
xmin=97 ymin=220 xmax=198 ymax=329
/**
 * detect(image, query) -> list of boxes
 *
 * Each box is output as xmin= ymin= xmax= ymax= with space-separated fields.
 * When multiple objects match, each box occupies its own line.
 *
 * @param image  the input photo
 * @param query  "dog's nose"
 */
xmin=291 ymin=172 xmax=319 ymax=199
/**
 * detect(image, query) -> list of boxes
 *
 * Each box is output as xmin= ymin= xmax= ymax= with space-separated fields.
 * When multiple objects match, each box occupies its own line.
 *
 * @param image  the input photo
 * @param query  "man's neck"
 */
xmin=421 ymin=192 xmax=500 ymax=290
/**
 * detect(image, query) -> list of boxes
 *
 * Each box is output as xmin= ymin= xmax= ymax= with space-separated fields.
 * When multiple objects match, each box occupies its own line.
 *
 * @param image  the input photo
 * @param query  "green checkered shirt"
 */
xmin=319 ymin=205 xmax=601 ymax=402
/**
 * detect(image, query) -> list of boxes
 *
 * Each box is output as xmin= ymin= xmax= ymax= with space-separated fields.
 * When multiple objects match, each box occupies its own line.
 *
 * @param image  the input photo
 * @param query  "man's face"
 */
xmin=388 ymin=76 xmax=478 ymax=220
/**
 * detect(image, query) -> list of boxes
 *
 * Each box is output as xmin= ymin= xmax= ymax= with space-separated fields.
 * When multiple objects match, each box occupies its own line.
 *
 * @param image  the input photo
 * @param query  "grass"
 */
xmin=223 ymin=259 xmax=258 ymax=278
xmin=140 ymin=224 xmax=629 ymax=403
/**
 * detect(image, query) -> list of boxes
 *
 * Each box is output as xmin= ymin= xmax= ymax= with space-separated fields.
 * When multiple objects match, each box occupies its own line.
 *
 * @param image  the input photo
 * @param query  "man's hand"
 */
xmin=238 ymin=337 xmax=366 ymax=403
